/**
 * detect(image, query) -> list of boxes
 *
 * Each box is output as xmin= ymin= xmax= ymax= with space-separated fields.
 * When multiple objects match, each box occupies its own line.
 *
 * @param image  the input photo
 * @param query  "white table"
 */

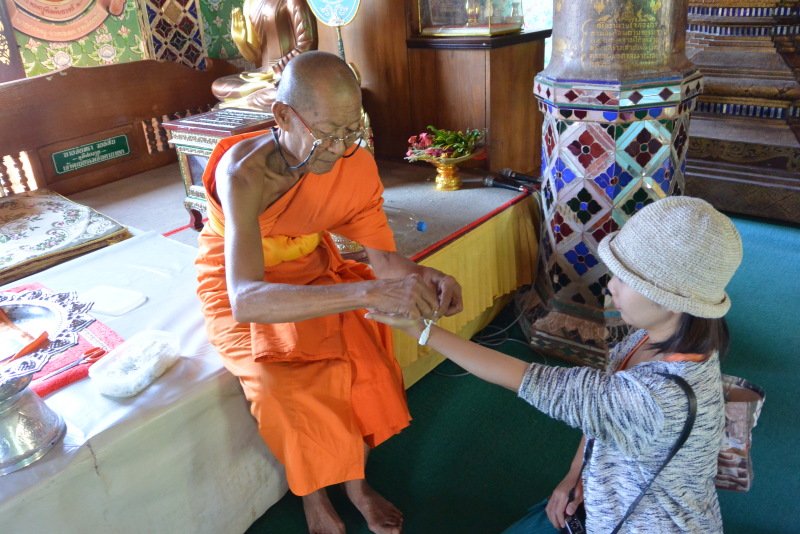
xmin=0 ymin=232 xmax=287 ymax=534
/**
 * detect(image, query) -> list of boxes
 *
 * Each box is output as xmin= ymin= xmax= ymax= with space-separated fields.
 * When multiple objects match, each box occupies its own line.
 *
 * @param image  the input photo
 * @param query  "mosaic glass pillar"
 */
xmin=519 ymin=0 xmax=703 ymax=367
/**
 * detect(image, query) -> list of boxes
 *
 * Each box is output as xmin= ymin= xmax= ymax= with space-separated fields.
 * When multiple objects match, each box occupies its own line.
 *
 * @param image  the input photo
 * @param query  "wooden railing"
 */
xmin=0 ymin=59 xmax=239 ymax=196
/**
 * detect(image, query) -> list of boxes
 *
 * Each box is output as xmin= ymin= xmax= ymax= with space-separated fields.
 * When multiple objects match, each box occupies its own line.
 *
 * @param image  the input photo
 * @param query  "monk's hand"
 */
xmin=368 ymin=273 xmax=438 ymax=320
xmin=421 ymin=269 xmax=463 ymax=317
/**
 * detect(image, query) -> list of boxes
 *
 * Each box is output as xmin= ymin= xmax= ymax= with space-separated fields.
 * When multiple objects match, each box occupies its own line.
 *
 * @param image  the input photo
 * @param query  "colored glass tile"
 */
xmin=177 ymin=16 xmax=196 ymax=36
xmin=564 ymin=242 xmax=598 ymax=276
xmin=550 ymin=211 xmax=574 ymax=243
xmin=590 ymin=216 xmax=619 ymax=245
xmin=155 ymin=18 xmax=174 ymax=38
xmin=567 ymin=130 xmax=603 ymax=169
xmin=651 ymin=161 xmax=672 ymax=192
xmin=544 ymin=123 xmax=556 ymax=158
xmin=621 ymin=187 xmax=654 ymax=216
xmin=593 ymin=164 xmax=617 ymax=199
xmin=550 ymin=263 xmax=571 ymax=293
xmin=163 ymin=2 xmax=183 ymax=23
xmin=588 ymin=273 xmax=610 ymax=307
xmin=169 ymin=32 xmax=188 ymax=50
xmin=161 ymin=48 xmax=179 ymax=62
xmin=566 ymin=188 xmax=602 ymax=224
xmin=553 ymin=158 xmax=577 ymax=192
xmin=624 ymin=128 xmax=662 ymax=167
xmin=183 ymin=44 xmax=202 ymax=63
xmin=673 ymin=122 xmax=688 ymax=158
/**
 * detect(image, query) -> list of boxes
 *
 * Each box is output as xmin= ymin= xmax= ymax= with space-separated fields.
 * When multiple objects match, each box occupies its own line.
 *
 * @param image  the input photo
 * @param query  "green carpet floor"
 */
xmin=248 ymin=215 xmax=800 ymax=533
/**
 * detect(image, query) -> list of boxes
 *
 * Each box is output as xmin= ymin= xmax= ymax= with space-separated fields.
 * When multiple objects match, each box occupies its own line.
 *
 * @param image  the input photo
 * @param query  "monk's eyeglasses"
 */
xmin=288 ymin=106 xmax=364 ymax=159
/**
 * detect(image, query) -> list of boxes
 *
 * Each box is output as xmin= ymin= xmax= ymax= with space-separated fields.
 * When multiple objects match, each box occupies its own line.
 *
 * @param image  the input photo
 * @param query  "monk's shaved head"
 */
xmin=276 ymin=51 xmax=361 ymax=113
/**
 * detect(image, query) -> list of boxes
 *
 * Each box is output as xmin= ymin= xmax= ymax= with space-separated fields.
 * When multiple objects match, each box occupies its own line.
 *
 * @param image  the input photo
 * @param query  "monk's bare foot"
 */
xmin=343 ymin=479 xmax=403 ymax=534
xmin=302 ymin=489 xmax=345 ymax=534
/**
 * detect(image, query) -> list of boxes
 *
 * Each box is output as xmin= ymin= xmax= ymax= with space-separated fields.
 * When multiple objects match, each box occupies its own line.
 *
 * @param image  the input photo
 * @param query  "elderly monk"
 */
xmin=195 ymin=51 xmax=462 ymax=534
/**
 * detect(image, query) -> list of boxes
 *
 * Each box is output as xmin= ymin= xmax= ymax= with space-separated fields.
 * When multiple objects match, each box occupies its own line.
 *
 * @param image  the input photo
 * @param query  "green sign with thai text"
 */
xmin=52 ymin=135 xmax=130 ymax=174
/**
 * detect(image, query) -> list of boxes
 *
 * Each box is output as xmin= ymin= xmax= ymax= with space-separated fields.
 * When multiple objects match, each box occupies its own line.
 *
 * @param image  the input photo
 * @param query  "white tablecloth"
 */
xmin=0 ymin=232 xmax=287 ymax=533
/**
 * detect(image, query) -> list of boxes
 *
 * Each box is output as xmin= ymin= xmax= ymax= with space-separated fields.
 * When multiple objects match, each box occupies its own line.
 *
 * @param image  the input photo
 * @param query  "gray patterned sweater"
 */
xmin=518 ymin=329 xmax=724 ymax=533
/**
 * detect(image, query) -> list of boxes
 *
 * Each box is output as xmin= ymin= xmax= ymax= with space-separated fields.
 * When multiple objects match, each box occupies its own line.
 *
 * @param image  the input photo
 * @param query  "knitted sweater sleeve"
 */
xmin=517 ymin=362 xmax=674 ymax=458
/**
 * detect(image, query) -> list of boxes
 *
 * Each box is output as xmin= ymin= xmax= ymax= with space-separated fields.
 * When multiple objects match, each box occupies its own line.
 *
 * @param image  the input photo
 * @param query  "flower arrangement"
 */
xmin=405 ymin=126 xmax=485 ymax=163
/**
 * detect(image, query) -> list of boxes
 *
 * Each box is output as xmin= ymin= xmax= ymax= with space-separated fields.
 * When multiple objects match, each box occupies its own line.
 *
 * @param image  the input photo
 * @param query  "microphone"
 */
xmin=499 ymin=168 xmax=539 ymax=184
xmin=483 ymin=176 xmax=533 ymax=193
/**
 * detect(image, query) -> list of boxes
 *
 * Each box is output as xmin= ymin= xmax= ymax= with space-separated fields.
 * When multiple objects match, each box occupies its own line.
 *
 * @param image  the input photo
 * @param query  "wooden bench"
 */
xmin=0 ymin=59 xmax=239 ymax=196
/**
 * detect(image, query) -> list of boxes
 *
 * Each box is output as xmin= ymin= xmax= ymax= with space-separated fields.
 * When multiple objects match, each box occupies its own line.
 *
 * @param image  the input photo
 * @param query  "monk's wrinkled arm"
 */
xmin=366 ymin=248 xmax=463 ymax=317
xmin=216 ymin=149 xmax=439 ymax=324
xmin=216 ymin=149 xmax=373 ymax=323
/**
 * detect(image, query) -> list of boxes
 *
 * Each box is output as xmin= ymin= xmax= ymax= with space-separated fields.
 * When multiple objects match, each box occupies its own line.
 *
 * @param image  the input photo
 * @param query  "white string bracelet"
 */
xmin=418 ymin=318 xmax=435 ymax=346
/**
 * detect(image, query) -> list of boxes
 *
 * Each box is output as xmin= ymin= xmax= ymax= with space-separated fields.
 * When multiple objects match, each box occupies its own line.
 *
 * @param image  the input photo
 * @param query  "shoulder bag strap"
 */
xmin=609 ymin=372 xmax=697 ymax=534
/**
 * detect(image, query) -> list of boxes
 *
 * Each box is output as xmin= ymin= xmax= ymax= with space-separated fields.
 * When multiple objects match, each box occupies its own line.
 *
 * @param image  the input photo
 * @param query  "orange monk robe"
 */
xmin=195 ymin=132 xmax=411 ymax=496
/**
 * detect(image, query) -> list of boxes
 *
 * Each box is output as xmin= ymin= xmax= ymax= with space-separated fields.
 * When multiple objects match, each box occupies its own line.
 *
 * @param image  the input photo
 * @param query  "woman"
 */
xmin=368 ymin=196 xmax=742 ymax=533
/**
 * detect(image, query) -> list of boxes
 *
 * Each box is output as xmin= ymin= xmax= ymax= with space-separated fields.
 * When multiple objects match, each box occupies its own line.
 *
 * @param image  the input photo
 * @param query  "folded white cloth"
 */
xmin=89 ymin=330 xmax=180 ymax=397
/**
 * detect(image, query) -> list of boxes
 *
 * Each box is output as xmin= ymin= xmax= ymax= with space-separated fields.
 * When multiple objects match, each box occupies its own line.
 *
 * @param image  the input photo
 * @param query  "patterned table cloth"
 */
xmin=0 ymin=189 xmax=130 ymax=285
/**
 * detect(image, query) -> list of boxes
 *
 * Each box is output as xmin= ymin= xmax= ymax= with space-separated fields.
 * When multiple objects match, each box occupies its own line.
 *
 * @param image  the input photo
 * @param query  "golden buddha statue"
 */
xmin=212 ymin=0 xmax=318 ymax=110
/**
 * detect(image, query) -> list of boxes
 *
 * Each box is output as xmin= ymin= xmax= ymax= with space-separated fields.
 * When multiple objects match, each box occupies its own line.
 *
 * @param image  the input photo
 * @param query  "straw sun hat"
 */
xmin=597 ymin=196 xmax=743 ymax=318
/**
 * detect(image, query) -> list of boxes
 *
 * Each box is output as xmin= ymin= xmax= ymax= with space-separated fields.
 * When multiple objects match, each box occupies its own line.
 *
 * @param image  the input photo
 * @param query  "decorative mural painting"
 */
xmin=197 ymin=0 xmax=239 ymax=59
xmin=9 ymin=0 xmax=218 ymax=76
xmin=1 ymin=1 xmax=26 ymax=81
xmin=12 ymin=0 xmax=145 ymax=76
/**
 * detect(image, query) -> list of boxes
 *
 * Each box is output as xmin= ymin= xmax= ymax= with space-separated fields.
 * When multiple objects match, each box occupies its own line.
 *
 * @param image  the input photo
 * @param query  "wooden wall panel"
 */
xmin=0 ymin=59 xmax=239 ymax=195
xmin=407 ymin=48 xmax=487 ymax=136
xmin=313 ymin=2 xmax=549 ymax=174
xmin=317 ymin=2 xmax=413 ymax=159
xmin=488 ymin=39 xmax=545 ymax=174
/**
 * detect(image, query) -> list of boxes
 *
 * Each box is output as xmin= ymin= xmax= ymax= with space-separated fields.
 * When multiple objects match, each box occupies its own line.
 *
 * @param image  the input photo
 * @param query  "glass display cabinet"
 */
xmin=416 ymin=0 xmax=524 ymax=37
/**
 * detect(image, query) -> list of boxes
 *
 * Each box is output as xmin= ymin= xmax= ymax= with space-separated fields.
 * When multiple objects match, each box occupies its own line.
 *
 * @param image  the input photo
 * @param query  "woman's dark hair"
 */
xmin=649 ymin=314 xmax=730 ymax=359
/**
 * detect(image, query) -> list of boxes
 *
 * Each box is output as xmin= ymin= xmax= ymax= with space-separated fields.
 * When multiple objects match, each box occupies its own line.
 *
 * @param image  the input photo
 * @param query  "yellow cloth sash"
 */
xmin=207 ymin=210 xmax=321 ymax=267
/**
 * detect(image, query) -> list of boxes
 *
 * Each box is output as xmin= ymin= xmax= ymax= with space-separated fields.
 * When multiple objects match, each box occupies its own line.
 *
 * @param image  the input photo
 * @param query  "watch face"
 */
xmin=7 ymin=0 xmax=114 ymax=41
xmin=307 ymin=0 xmax=360 ymax=27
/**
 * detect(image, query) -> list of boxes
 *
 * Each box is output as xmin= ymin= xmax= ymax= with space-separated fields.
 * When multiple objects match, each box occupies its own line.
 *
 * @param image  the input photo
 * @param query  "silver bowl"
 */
xmin=0 ymin=292 xmax=90 ymax=476
xmin=0 ymin=372 xmax=66 ymax=476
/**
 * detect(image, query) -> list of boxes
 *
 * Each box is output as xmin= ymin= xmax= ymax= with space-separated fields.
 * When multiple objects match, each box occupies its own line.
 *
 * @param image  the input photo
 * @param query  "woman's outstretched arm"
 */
xmin=366 ymin=314 xmax=529 ymax=391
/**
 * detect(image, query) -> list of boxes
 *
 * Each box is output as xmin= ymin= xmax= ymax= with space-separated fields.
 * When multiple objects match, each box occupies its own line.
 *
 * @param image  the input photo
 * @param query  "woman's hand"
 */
xmin=546 ymin=473 xmax=583 ymax=530
xmin=364 ymin=311 xmax=424 ymax=339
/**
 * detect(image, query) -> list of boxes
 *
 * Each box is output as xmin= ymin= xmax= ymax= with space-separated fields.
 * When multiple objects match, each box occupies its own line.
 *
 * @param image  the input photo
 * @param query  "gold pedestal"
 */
xmin=428 ymin=153 xmax=477 ymax=191
xmin=433 ymin=161 xmax=461 ymax=191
